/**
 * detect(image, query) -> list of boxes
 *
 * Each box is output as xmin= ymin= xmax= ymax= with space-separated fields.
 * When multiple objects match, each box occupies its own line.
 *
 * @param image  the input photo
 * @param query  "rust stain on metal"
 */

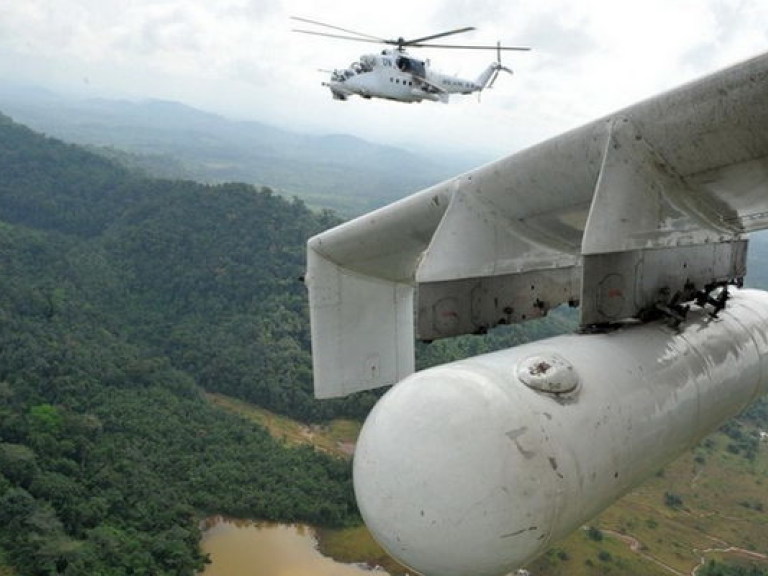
xmin=530 ymin=361 xmax=552 ymax=375
xmin=501 ymin=526 xmax=538 ymax=539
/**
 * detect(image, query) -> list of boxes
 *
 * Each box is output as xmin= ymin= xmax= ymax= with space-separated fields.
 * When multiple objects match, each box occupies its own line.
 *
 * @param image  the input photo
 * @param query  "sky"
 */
xmin=0 ymin=0 xmax=767 ymax=159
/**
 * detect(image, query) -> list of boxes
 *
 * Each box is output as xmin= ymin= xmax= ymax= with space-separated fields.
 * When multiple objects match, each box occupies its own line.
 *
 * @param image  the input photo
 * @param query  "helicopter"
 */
xmin=291 ymin=17 xmax=530 ymax=104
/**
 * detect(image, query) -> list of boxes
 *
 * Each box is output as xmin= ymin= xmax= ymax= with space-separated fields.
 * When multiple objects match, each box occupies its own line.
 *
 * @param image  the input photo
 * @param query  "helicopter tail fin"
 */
xmin=476 ymin=63 xmax=513 ymax=91
xmin=477 ymin=41 xmax=514 ymax=91
xmin=475 ymin=64 xmax=498 ymax=90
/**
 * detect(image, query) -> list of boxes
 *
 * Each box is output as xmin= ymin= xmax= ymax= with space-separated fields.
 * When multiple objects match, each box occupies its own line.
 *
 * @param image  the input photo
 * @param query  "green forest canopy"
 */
xmin=0 ymin=112 xmax=372 ymax=574
xmin=0 ymin=111 xmax=766 ymax=575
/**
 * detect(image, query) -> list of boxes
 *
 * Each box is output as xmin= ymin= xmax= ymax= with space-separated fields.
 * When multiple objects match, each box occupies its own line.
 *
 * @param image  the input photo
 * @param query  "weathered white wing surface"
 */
xmin=306 ymin=52 xmax=768 ymax=398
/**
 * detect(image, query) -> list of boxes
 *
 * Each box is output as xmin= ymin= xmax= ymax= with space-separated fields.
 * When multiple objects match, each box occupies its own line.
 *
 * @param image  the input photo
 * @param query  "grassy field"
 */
xmin=209 ymin=392 xmax=768 ymax=576
xmin=526 ymin=425 xmax=768 ymax=576
xmin=206 ymin=392 xmax=360 ymax=458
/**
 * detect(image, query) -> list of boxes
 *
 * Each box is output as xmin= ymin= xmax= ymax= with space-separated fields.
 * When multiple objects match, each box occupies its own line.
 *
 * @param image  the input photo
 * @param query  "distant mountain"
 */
xmin=0 ymin=84 xmax=486 ymax=215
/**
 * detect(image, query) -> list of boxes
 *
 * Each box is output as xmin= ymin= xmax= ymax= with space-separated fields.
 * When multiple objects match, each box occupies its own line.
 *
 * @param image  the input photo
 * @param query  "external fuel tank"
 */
xmin=353 ymin=288 xmax=768 ymax=576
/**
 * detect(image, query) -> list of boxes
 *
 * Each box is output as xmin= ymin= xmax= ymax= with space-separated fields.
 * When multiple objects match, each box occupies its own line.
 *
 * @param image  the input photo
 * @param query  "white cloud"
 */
xmin=0 ymin=0 xmax=766 ymax=158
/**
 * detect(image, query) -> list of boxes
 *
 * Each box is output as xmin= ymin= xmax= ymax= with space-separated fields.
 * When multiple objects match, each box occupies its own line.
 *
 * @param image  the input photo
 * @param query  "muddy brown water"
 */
xmin=200 ymin=517 xmax=391 ymax=576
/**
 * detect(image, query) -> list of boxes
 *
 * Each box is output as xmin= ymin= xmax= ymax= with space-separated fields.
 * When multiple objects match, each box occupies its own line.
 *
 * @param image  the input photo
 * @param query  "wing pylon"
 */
xmin=306 ymin=52 xmax=768 ymax=398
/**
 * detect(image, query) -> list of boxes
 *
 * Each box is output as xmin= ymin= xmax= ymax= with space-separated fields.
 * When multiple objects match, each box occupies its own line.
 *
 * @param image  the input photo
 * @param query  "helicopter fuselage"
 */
xmin=292 ymin=16 xmax=527 ymax=105
xmin=324 ymin=49 xmax=493 ymax=103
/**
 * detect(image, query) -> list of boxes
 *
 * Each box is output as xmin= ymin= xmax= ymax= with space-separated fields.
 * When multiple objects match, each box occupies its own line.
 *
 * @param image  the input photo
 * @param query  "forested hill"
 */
xmin=2 ymin=110 xmax=767 ymax=576
xmin=0 ymin=112 xmax=370 ymax=574
xmin=0 ymin=109 xmax=569 ymax=576
xmin=0 ymin=112 xmax=381 ymax=421
xmin=0 ymin=88 xmax=484 ymax=216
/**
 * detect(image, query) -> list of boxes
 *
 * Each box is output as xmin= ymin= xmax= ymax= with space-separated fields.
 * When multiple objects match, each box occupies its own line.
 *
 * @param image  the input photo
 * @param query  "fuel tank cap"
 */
xmin=516 ymin=353 xmax=579 ymax=394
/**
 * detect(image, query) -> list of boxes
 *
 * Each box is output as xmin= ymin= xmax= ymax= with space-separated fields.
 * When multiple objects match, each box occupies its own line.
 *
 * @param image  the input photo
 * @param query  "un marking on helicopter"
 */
xmin=291 ymin=17 xmax=530 ymax=104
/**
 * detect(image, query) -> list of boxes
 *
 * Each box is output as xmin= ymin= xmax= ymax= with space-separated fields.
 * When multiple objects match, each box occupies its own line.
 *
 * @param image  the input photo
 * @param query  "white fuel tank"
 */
xmin=353 ymin=288 xmax=768 ymax=576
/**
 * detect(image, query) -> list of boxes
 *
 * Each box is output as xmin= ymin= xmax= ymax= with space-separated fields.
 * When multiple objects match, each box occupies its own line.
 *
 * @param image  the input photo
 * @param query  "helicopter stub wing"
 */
xmin=409 ymin=75 xmax=450 ymax=102
xmin=306 ymin=51 xmax=768 ymax=398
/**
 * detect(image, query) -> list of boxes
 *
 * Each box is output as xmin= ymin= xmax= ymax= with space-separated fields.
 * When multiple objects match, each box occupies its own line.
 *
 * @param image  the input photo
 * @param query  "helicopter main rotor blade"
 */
xmin=291 ymin=17 xmax=531 ymax=53
xmin=292 ymin=29 xmax=384 ymax=44
xmin=401 ymin=26 xmax=476 ymax=46
xmin=290 ymin=16 xmax=384 ymax=42
xmin=408 ymin=42 xmax=531 ymax=51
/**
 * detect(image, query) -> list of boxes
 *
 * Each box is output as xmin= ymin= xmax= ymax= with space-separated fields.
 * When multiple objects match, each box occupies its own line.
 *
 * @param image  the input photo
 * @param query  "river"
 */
xmin=200 ymin=517 xmax=392 ymax=576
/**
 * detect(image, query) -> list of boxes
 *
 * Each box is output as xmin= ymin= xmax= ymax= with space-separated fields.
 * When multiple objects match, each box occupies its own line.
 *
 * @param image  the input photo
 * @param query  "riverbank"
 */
xmin=317 ymin=525 xmax=411 ymax=576
xmin=203 ymin=394 xmax=408 ymax=574
xmin=200 ymin=517 xmax=405 ymax=576
xmin=205 ymin=392 xmax=768 ymax=576
xmin=206 ymin=392 xmax=360 ymax=458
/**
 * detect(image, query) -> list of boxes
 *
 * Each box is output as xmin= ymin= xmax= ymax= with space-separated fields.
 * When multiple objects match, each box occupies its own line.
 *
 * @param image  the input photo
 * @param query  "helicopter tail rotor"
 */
xmin=487 ymin=41 xmax=514 ymax=89
xmin=487 ymin=64 xmax=514 ymax=89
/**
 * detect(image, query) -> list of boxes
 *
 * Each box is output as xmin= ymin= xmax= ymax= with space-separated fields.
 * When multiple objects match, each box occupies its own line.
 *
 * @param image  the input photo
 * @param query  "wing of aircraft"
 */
xmin=306 ymin=51 xmax=768 ymax=399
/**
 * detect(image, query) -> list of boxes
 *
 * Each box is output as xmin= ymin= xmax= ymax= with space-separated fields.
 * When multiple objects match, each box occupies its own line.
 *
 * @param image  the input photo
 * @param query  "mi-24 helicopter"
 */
xmin=291 ymin=17 xmax=530 ymax=104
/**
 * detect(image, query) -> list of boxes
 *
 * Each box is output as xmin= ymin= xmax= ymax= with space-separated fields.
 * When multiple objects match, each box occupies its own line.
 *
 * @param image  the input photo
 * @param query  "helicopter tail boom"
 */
xmin=475 ymin=63 xmax=498 ymax=89
xmin=476 ymin=63 xmax=512 ymax=90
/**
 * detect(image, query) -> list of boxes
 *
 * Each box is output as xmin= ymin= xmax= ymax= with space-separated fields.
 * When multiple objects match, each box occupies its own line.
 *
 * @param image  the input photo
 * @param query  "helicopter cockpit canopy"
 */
xmin=332 ymin=58 xmax=372 ymax=82
xmin=360 ymin=54 xmax=376 ymax=70
xmin=331 ymin=69 xmax=351 ymax=81
xmin=396 ymin=56 xmax=426 ymax=77
xmin=335 ymin=56 xmax=375 ymax=80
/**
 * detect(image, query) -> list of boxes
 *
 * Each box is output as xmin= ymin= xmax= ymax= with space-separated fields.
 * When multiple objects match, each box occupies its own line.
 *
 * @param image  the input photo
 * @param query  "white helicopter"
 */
xmin=291 ymin=17 xmax=530 ymax=104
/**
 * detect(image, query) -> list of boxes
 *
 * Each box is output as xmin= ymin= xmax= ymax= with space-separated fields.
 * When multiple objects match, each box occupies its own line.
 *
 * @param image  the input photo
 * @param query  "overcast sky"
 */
xmin=1 ymin=0 xmax=767 ymax=159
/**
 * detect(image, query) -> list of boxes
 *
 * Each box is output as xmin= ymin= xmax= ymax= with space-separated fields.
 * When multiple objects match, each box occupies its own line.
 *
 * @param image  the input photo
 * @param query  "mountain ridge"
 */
xmin=0 ymin=83 xmax=489 ymax=215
